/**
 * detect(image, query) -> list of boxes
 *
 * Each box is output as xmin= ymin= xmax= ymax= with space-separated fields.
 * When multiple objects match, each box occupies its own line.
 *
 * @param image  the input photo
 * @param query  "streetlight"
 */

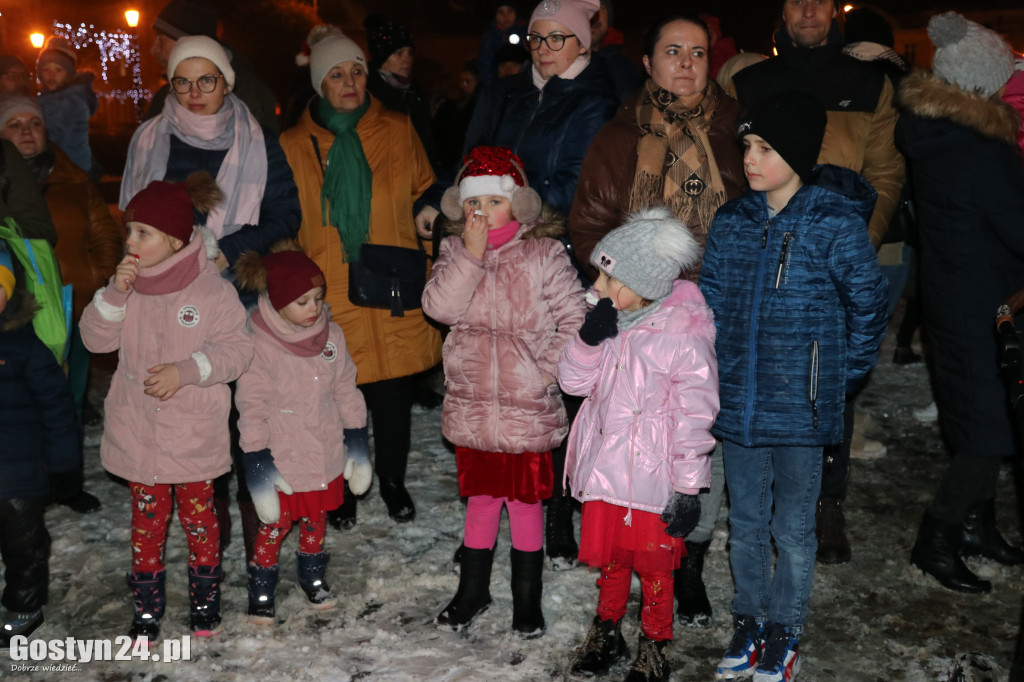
xmin=843 ymin=4 xmax=854 ymax=11
xmin=30 ymin=33 xmax=44 ymax=48
xmin=125 ymin=10 xmax=140 ymax=28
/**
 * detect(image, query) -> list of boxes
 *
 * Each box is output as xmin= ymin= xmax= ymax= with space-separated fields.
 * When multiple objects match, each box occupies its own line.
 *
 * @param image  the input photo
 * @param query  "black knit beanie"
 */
xmin=737 ymin=91 xmax=826 ymax=184
xmin=363 ymin=14 xmax=413 ymax=66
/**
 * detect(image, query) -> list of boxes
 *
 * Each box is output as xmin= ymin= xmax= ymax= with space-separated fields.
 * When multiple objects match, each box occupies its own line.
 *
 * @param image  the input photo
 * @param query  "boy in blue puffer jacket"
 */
xmin=0 ymin=241 xmax=81 ymax=645
xmin=699 ymin=92 xmax=888 ymax=682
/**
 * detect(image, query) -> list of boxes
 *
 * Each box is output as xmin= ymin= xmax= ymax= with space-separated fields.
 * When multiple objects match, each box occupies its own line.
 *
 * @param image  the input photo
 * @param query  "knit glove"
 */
xmin=660 ymin=492 xmax=701 ymax=538
xmin=343 ymin=427 xmax=373 ymax=496
xmin=579 ymin=297 xmax=619 ymax=346
xmin=243 ymin=448 xmax=293 ymax=525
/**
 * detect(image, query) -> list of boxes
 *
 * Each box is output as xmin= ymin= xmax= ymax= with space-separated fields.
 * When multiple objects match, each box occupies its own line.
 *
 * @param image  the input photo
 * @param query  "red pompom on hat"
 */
xmin=264 ymin=250 xmax=326 ymax=310
xmin=440 ymin=146 xmax=542 ymax=223
xmin=124 ymin=180 xmax=195 ymax=243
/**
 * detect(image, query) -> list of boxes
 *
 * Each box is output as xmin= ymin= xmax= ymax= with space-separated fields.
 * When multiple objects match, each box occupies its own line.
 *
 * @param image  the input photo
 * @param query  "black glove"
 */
xmin=660 ymin=492 xmax=701 ymax=538
xmin=579 ymin=297 xmax=619 ymax=346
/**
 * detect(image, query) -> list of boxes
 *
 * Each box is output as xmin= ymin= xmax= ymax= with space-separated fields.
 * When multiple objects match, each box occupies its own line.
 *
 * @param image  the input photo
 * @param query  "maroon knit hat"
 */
xmin=264 ymin=250 xmax=326 ymax=310
xmin=124 ymin=180 xmax=194 ymax=243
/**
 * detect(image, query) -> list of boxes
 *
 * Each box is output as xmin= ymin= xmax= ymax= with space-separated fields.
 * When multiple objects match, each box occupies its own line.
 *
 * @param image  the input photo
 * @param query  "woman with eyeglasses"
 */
xmin=119 ymin=35 xmax=301 ymax=561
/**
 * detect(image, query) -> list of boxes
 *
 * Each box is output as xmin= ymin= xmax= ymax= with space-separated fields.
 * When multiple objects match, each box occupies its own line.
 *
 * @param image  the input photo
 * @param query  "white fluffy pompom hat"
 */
xmin=590 ymin=207 xmax=701 ymax=300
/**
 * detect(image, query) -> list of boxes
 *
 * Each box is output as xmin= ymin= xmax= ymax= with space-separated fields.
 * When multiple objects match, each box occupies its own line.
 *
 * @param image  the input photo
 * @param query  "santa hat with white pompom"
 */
xmin=440 ymin=146 xmax=542 ymax=223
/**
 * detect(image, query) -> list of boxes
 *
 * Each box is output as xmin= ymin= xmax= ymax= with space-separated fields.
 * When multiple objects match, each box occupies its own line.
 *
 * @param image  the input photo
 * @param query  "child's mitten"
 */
xmin=660 ymin=492 xmax=701 ymax=538
xmin=243 ymin=448 xmax=293 ymax=524
xmin=579 ymin=297 xmax=619 ymax=346
xmin=343 ymin=427 xmax=373 ymax=495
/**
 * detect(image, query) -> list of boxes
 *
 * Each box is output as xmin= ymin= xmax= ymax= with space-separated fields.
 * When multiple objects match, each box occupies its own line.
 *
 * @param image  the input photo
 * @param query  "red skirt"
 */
xmin=455 ymin=447 xmax=554 ymax=504
xmin=278 ymin=475 xmax=345 ymax=520
xmin=578 ymin=500 xmax=686 ymax=573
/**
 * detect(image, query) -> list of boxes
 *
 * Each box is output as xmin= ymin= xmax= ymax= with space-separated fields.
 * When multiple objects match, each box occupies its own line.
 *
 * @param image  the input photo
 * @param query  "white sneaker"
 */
xmin=849 ymin=431 xmax=887 ymax=460
xmin=913 ymin=402 xmax=938 ymax=422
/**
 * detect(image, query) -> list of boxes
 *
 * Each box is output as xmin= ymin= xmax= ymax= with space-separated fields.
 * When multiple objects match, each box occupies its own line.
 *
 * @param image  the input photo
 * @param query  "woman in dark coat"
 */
xmin=896 ymin=12 xmax=1024 ymax=594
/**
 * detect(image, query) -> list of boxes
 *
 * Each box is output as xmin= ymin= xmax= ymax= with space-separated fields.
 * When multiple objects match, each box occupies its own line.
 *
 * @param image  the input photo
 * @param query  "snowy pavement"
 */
xmin=3 ymin=318 xmax=1023 ymax=681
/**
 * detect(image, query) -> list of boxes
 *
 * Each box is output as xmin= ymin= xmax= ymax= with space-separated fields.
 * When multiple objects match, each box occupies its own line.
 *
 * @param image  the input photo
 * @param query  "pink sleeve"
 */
xmin=557 ymin=335 xmax=605 ymax=397
xmin=534 ymin=242 xmax=587 ymax=380
xmin=421 ymin=235 xmax=486 ymax=326
xmin=667 ymin=335 xmax=720 ymax=492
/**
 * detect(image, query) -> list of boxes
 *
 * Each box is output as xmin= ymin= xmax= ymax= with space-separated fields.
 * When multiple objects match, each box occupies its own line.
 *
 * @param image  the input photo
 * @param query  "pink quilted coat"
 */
xmin=422 ymin=218 xmax=586 ymax=453
xmin=558 ymin=280 xmax=719 ymax=517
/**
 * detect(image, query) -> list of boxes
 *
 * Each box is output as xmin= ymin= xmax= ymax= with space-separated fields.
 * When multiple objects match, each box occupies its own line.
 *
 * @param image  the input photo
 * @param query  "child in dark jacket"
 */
xmin=699 ymin=93 xmax=888 ymax=681
xmin=35 ymin=37 xmax=98 ymax=178
xmin=0 ymin=241 xmax=81 ymax=645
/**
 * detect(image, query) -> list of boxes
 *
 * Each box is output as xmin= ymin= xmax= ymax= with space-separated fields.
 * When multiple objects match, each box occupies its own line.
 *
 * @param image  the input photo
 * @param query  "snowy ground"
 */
xmin=3 ymin=313 xmax=1023 ymax=681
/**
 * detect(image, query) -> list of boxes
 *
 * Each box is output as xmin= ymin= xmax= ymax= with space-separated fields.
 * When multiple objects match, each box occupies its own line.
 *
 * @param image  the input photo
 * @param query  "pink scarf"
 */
xmin=487 ymin=220 xmax=521 ymax=250
xmin=131 ymin=230 xmax=204 ymax=296
xmin=251 ymin=294 xmax=329 ymax=357
xmin=120 ymin=93 xmax=267 ymax=239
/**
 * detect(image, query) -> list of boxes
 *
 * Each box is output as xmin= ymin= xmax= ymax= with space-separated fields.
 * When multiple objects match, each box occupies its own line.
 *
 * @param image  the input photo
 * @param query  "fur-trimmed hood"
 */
xmin=439 ymin=203 xmax=566 ymax=241
xmin=898 ymin=69 xmax=1020 ymax=146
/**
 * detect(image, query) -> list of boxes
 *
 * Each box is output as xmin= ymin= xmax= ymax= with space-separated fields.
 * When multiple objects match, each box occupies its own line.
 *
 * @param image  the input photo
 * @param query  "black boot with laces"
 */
xmin=624 ymin=635 xmax=670 ymax=682
xmin=567 ymin=615 xmax=629 ymax=678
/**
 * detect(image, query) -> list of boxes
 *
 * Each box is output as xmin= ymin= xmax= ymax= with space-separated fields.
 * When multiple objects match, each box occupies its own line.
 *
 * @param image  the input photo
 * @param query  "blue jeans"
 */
xmin=722 ymin=441 xmax=823 ymax=632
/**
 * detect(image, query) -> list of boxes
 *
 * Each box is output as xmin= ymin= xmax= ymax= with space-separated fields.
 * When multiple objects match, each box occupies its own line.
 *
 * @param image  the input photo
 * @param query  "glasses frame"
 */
xmin=525 ymin=33 xmax=577 ymax=52
xmin=170 ymin=74 xmax=225 ymax=95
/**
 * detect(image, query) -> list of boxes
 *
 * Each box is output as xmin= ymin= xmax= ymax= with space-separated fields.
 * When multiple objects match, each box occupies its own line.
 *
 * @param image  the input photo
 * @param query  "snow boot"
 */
xmin=247 ymin=563 xmax=279 ymax=625
xmin=187 ymin=564 xmax=224 ymax=636
xmin=674 ymin=540 xmax=712 ymax=627
xmin=545 ymin=492 xmax=578 ymax=571
xmin=126 ymin=570 xmax=165 ymax=641
xmin=435 ymin=546 xmax=493 ymax=631
xmin=328 ymin=480 xmax=357 ymax=530
xmin=297 ymin=551 xmax=337 ymax=610
xmin=911 ymin=514 xmax=991 ymax=594
xmin=815 ymin=497 xmax=851 ymax=564
xmin=510 ymin=548 xmax=545 ymax=638
xmin=380 ymin=477 xmax=415 ymax=523
xmin=239 ymin=500 xmax=261 ymax=563
xmin=567 ymin=615 xmax=629 ymax=678
xmin=959 ymin=499 xmax=1024 ymax=566
xmin=624 ymin=635 xmax=670 ymax=682
xmin=1 ymin=609 xmax=44 ymax=647
xmin=51 ymin=471 xmax=101 ymax=514
xmin=214 ymin=496 xmax=232 ymax=551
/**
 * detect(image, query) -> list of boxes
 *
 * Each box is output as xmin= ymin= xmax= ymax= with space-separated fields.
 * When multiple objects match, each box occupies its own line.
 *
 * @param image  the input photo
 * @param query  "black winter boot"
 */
xmin=436 ymin=546 xmax=493 ymax=631
xmin=126 ymin=570 xmax=165 ymax=641
xmin=815 ymin=497 xmax=852 ymax=564
xmin=0 ymin=609 xmax=43 ymax=647
xmin=911 ymin=514 xmax=991 ymax=594
xmin=510 ymin=548 xmax=545 ymax=638
xmin=247 ymin=563 xmax=279 ymax=625
xmin=187 ymin=564 xmax=224 ymax=636
xmin=567 ymin=615 xmax=629 ymax=677
xmin=296 ymin=552 xmax=337 ymax=610
xmin=960 ymin=499 xmax=1024 ymax=566
xmin=380 ymin=478 xmax=415 ymax=523
xmin=624 ymin=635 xmax=670 ymax=682
xmin=328 ymin=481 xmax=357 ymax=530
xmin=545 ymin=492 xmax=578 ymax=571
xmin=674 ymin=540 xmax=711 ymax=627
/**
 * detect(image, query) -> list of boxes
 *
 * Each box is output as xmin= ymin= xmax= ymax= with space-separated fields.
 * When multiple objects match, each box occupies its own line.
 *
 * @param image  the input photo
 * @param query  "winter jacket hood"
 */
xmin=558 ymin=280 xmax=718 ymax=515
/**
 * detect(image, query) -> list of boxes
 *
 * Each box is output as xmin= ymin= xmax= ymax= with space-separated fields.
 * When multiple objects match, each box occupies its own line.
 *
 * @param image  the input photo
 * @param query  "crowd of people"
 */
xmin=1 ymin=0 xmax=1023 ymax=681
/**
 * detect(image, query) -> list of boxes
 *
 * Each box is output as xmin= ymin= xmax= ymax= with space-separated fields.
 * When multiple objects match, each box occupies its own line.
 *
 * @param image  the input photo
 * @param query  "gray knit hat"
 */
xmin=0 ymin=94 xmax=42 ymax=130
xmin=928 ymin=12 xmax=1014 ymax=99
xmin=590 ymin=207 xmax=701 ymax=301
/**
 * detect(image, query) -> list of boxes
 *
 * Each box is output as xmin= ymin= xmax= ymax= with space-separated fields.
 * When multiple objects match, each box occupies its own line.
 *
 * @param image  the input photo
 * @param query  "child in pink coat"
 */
xmin=422 ymin=146 xmax=586 ymax=638
xmin=558 ymin=208 xmax=719 ymax=680
xmin=80 ymin=173 xmax=253 ymax=641
xmin=233 ymin=245 xmax=369 ymax=625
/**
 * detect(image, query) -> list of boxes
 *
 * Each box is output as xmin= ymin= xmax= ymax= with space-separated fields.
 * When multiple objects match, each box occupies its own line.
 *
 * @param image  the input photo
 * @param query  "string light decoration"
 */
xmin=51 ymin=22 xmax=150 ymax=115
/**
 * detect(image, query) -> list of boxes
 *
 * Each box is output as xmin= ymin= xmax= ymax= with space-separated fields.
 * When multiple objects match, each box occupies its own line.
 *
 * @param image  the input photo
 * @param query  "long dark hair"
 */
xmin=642 ymin=12 xmax=710 ymax=58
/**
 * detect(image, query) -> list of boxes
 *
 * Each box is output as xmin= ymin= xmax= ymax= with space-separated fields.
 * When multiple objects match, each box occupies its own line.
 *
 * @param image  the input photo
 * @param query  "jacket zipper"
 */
xmin=809 ymin=340 xmax=819 ymax=429
xmin=774 ymin=232 xmax=791 ymax=289
xmin=513 ymin=90 xmax=543 ymax=151
xmin=743 ymin=215 xmax=772 ymax=446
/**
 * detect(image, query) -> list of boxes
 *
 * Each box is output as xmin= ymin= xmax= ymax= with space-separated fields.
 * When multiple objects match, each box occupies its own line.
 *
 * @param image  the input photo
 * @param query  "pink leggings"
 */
xmin=464 ymin=495 xmax=543 ymax=552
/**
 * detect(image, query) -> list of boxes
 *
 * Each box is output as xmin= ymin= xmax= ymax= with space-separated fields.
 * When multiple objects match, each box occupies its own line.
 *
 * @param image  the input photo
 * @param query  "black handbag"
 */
xmin=347 ymin=240 xmax=428 ymax=317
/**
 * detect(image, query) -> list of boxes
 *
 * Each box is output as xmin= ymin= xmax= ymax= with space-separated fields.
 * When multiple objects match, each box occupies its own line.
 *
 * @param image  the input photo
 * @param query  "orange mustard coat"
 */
xmin=279 ymin=96 xmax=441 ymax=386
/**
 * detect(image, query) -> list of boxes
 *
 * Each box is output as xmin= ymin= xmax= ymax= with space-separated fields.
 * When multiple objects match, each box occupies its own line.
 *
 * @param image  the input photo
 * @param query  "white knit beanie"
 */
xmin=0 ymin=94 xmax=43 ymax=130
xmin=307 ymin=25 xmax=367 ymax=97
xmin=166 ymin=35 xmax=235 ymax=91
xmin=591 ymin=207 xmax=701 ymax=300
xmin=928 ymin=12 xmax=1015 ymax=99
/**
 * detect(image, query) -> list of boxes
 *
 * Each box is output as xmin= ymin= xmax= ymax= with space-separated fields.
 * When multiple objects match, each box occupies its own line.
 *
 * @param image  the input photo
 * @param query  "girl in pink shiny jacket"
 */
xmin=557 ymin=207 xmax=719 ymax=680
xmin=422 ymin=146 xmax=586 ymax=638
xmin=80 ymin=173 xmax=253 ymax=642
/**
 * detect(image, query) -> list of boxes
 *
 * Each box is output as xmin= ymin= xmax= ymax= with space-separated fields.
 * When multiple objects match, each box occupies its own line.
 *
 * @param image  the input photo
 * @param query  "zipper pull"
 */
xmin=761 ymin=219 xmax=770 ymax=248
xmin=775 ymin=233 xmax=791 ymax=289
xmin=812 ymin=403 xmax=818 ymax=428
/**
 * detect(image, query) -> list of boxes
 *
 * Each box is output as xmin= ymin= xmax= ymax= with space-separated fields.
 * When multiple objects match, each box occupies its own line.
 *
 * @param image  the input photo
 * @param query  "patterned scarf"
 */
xmin=629 ymin=78 xmax=728 ymax=235
xmin=317 ymin=96 xmax=372 ymax=262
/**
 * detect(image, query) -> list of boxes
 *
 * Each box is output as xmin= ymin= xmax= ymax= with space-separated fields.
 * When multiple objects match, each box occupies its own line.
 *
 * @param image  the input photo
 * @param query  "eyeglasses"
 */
xmin=525 ymin=33 xmax=577 ymax=51
xmin=170 ymin=74 xmax=224 ymax=94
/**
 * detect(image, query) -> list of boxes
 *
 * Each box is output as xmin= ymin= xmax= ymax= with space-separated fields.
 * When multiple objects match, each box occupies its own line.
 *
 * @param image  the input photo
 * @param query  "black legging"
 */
xmin=361 ymin=375 xmax=416 ymax=482
xmin=928 ymin=452 xmax=1003 ymax=525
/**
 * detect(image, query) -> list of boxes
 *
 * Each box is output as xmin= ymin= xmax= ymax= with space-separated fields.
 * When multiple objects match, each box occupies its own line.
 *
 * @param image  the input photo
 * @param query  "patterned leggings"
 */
xmin=596 ymin=560 xmax=674 ymax=641
xmin=130 ymin=480 xmax=220 ymax=572
xmin=250 ymin=509 xmax=327 ymax=568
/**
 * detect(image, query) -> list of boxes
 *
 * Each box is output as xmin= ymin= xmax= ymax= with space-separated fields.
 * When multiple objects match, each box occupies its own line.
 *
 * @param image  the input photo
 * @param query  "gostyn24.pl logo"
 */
xmin=8 ymin=635 xmax=191 ymax=665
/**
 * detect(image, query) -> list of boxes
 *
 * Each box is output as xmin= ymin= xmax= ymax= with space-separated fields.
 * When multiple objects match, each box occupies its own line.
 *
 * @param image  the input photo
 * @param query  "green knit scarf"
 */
xmin=317 ymin=96 xmax=372 ymax=262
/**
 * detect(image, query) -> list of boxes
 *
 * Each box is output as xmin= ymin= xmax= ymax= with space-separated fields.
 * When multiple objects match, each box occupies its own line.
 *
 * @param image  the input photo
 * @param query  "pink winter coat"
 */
xmin=235 ymin=298 xmax=368 ymax=493
xmin=558 ymin=280 xmax=719 ymax=516
xmin=422 ymin=218 xmax=586 ymax=453
xmin=80 ymin=232 xmax=253 ymax=484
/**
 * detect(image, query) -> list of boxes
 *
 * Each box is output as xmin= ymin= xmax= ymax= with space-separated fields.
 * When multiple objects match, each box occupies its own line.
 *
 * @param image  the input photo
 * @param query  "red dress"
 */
xmin=455 ymin=447 xmax=554 ymax=503
xmin=578 ymin=500 xmax=686 ymax=573
xmin=277 ymin=475 xmax=345 ymax=519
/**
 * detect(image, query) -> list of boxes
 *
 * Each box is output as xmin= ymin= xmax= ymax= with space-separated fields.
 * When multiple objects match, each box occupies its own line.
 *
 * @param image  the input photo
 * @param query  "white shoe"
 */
xmin=913 ymin=402 xmax=938 ymax=422
xmin=849 ymin=431 xmax=887 ymax=460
